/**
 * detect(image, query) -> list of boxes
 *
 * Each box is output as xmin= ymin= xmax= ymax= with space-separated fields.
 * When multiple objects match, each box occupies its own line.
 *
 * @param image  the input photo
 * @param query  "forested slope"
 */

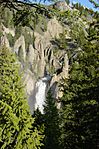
xmin=0 ymin=0 xmax=99 ymax=148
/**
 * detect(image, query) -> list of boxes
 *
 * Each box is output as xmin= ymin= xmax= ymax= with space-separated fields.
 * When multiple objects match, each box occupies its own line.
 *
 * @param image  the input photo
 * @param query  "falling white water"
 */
xmin=35 ymin=77 xmax=50 ymax=113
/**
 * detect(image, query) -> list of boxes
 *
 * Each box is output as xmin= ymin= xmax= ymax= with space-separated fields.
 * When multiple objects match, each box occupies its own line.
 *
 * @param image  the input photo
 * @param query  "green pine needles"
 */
xmin=0 ymin=46 xmax=43 ymax=149
xmin=60 ymin=11 xmax=99 ymax=149
xmin=43 ymin=91 xmax=61 ymax=149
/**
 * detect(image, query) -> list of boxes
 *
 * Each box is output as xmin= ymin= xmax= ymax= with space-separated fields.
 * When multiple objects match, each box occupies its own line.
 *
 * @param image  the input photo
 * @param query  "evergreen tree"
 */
xmin=0 ymin=46 xmax=43 ymax=149
xmin=60 ymin=11 xmax=99 ymax=149
xmin=33 ymin=108 xmax=45 ymax=130
xmin=65 ymin=0 xmax=70 ymax=5
xmin=32 ymin=108 xmax=45 ymax=146
xmin=0 ymin=0 xmax=55 ymax=28
xmin=89 ymin=0 xmax=99 ymax=8
xmin=42 ymin=91 xmax=60 ymax=149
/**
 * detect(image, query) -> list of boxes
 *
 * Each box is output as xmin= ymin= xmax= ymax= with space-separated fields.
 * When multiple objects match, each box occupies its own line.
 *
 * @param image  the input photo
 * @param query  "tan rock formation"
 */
xmin=1 ymin=24 xmax=15 ymax=37
xmin=23 ymin=69 xmax=36 ymax=113
xmin=14 ymin=35 xmax=26 ymax=61
xmin=1 ymin=34 xmax=10 ymax=48
xmin=0 ymin=16 xmax=69 ymax=111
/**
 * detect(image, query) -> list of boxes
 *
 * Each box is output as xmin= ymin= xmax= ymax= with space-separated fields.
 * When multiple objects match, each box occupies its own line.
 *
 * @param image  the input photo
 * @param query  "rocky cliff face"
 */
xmin=0 ymin=2 xmax=90 ymax=112
xmin=0 ymin=7 xmax=70 ymax=112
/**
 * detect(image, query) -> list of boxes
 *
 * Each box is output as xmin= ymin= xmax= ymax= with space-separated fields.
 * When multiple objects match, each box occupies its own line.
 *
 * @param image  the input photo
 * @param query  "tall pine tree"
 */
xmin=60 ymin=10 xmax=99 ymax=149
xmin=42 ymin=91 xmax=61 ymax=149
xmin=0 ymin=46 xmax=43 ymax=149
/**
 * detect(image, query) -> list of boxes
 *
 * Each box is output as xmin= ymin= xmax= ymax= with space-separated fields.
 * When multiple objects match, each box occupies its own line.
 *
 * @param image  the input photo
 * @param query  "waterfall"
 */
xmin=35 ymin=76 xmax=51 ymax=113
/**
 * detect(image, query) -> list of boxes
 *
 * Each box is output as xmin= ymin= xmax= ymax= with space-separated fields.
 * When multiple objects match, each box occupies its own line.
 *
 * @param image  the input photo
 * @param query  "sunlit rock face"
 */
xmin=0 ymin=11 xmax=70 ymax=112
xmin=0 ymin=3 xmax=93 ymax=114
xmin=53 ymin=1 xmax=71 ymax=11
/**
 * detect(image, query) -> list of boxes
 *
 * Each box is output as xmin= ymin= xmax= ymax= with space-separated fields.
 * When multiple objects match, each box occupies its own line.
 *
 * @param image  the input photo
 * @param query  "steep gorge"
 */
xmin=0 ymin=2 xmax=91 ymax=113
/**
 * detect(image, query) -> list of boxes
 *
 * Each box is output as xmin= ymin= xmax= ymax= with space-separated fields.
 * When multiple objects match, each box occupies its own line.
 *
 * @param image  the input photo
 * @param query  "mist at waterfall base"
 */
xmin=35 ymin=75 xmax=51 ymax=114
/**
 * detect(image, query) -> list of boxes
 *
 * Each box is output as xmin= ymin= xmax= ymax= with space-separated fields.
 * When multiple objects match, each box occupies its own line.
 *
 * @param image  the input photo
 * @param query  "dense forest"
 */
xmin=0 ymin=0 xmax=99 ymax=149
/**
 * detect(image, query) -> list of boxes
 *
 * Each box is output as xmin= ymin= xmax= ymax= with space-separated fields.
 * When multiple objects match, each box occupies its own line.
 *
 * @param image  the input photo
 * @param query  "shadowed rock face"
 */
xmin=0 ymin=15 xmax=69 ymax=112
